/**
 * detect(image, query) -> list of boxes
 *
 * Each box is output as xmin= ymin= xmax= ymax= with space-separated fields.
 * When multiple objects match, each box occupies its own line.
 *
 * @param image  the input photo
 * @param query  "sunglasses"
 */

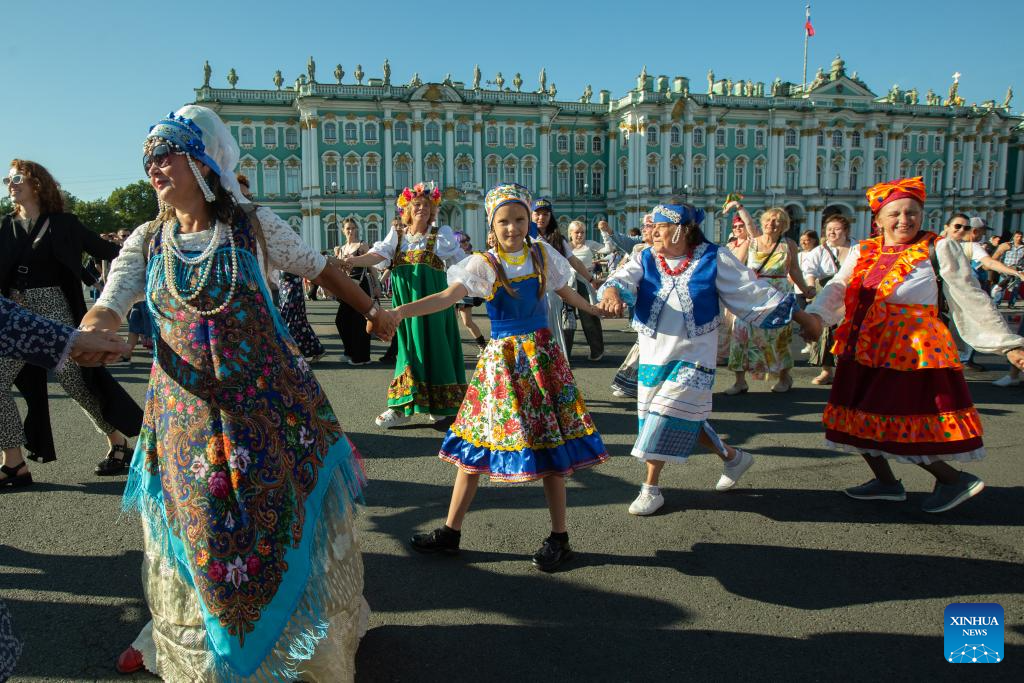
xmin=143 ymin=143 xmax=182 ymax=174
xmin=2 ymin=174 xmax=24 ymax=187
xmin=949 ymin=224 xmax=970 ymax=231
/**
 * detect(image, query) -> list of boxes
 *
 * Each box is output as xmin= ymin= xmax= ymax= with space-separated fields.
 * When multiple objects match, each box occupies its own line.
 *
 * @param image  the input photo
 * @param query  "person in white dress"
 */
xmin=598 ymin=202 xmax=816 ymax=516
xmin=801 ymin=215 xmax=857 ymax=385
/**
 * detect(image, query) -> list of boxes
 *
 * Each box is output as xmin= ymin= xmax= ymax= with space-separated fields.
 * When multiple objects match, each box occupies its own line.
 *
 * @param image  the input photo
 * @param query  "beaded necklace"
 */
xmin=657 ymin=251 xmax=693 ymax=277
xmin=162 ymin=219 xmax=239 ymax=316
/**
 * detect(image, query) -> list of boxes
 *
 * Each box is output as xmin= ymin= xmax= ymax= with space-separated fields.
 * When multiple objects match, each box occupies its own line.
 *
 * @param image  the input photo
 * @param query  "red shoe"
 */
xmin=116 ymin=646 xmax=145 ymax=674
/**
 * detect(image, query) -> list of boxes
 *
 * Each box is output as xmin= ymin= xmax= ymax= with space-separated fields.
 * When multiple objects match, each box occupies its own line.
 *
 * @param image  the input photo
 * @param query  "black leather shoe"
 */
xmin=532 ymin=537 xmax=574 ymax=572
xmin=410 ymin=527 xmax=461 ymax=555
xmin=95 ymin=440 xmax=131 ymax=476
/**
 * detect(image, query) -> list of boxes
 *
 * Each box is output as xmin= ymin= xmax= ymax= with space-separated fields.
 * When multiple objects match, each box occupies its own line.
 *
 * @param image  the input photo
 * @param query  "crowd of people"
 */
xmin=2 ymin=103 xmax=1023 ymax=681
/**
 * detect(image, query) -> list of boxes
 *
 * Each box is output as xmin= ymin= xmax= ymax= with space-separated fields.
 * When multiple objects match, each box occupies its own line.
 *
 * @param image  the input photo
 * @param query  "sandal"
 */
xmin=95 ymin=439 xmax=131 ymax=476
xmin=374 ymin=409 xmax=411 ymax=429
xmin=0 ymin=461 xmax=33 ymax=489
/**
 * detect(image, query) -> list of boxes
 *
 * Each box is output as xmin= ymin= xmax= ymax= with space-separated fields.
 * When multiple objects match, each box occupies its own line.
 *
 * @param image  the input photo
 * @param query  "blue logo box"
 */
xmin=944 ymin=603 xmax=1003 ymax=663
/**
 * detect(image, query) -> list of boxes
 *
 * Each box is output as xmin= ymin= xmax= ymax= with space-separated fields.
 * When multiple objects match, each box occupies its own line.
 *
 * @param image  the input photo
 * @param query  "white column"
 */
xmin=822 ymin=133 xmax=833 ymax=189
xmin=473 ymin=112 xmax=483 ymax=188
xmin=887 ymin=133 xmax=900 ymax=179
xmin=980 ymin=135 xmax=993 ymax=193
xmin=607 ymin=126 xmax=619 ymax=198
xmin=444 ymin=112 xmax=455 ymax=189
xmin=776 ymin=133 xmax=786 ymax=191
xmin=539 ymin=115 xmax=551 ymax=195
xmin=411 ymin=110 xmax=424 ymax=182
xmin=840 ymin=129 xmax=853 ymax=190
xmin=683 ymin=123 xmax=694 ymax=187
xmin=704 ymin=118 xmax=717 ymax=193
xmin=802 ymin=126 xmax=818 ymax=189
xmin=626 ymin=121 xmax=638 ymax=188
xmin=858 ymin=207 xmax=872 ymax=240
xmin=864 ymin=130 xmax=877 ymax=189
xmin=1015 ymin=146 xmax=1024 ymax=194
xmin=798 ymin=129 xmax=810 ymax=187
xmin=944 ymin=130 xmax=956 ymax=190
xmin=996 ymin=136 xmax=1009 ymax=192
xmin=994 ymin=209 xmax=1005 ymax=231
xmin=383 ymin=110 xmax=394 ymax=196
xmin=767 ymin=126 xmax=779 ymax=189
xmin=659 ymin=122 xmax=671 ymax=195
xmin=961 ymin=135 xmax=975 ymax=192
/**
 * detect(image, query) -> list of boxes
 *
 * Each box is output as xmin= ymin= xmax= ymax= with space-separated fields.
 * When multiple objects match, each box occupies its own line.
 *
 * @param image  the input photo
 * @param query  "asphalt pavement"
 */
xmin=2 ymin=301 xmax=1022 ymax=681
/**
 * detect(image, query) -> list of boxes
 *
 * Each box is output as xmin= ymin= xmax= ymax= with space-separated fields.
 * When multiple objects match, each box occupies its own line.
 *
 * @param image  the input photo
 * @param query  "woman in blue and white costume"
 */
xmin=598 ymin=202 xmax=814 ymax=515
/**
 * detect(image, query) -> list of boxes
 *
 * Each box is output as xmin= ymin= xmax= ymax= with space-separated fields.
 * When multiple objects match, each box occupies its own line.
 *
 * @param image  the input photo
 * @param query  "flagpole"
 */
xmin=802 ymin=4 xmax=810 ymax=93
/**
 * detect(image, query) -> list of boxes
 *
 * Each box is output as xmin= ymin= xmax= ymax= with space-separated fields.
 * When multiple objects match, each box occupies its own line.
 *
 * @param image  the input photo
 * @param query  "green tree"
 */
xmin=76 ymin=199 xmax=118 ymax=234
xmin=108 ymin=180 xmax=157 ymax=230
xmin=0 ymin=196 xmax=11 ymax=215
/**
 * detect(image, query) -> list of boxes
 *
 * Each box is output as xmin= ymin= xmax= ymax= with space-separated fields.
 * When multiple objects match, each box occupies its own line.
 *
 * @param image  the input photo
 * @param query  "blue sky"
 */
xmin=2 ymin=0 xmax=1021 ymax=201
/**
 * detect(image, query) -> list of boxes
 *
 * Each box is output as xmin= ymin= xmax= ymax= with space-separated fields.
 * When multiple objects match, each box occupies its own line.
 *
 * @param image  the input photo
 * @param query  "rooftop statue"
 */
xmin=354 ymin=64 xmax=365 ymax=85
xmin=472 ymin=64 xmax=481 ymax=90
xmin=273 ymin=70 xmax=283 ymax=90
xmin=227 ymin=68 xmax=238 ymax=89
xmin=334 ymin=64 xmax=344 ymax=84
xmin=513 ymin=72 xmax=523 ymax=92
xmin=307 ymin=56 xmax=316 ymax=83
xmin=203 ymin=60 xmax=211 ymax=88
xmin=538 ymin=67 xmax=547 ymax=94
xmin=383 ymin=59 xmax=391 ymax=86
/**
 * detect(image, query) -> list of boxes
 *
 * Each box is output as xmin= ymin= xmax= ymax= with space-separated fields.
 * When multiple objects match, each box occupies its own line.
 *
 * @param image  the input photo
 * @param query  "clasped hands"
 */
xmin=71 ymin=325 xmax=130 ymax=367
xmin=365 ymin=307 xmax=398 ymax=342
xmin=597 ymin=290 xmax=629 ymax=318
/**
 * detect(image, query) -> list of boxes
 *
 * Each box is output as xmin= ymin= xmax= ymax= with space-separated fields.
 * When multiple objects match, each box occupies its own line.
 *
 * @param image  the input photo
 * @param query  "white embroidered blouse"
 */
xmin=369 ymin=224 xmax=465 ymax=269
xmin=446 ymin=242 xmax=574 ymax=299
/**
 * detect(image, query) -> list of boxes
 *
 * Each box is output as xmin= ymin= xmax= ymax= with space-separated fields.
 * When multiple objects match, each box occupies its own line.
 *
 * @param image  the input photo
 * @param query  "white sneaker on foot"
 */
xmin=375 ymin=409 xmax=411 ymax=429
xmin=611 ymin=387 xmax=628 ymax=398
xmin=992 ymin=374 xmax=1021 ymax=387
xmin=716 ymin=449 xmax=754 ymax=491
xmin=628 ymin=485 xmax=665 ymax=516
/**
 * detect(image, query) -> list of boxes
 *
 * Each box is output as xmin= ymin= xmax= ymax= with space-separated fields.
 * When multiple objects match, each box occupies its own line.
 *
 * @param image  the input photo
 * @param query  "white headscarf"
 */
xmin=173 ymin=104 xmax=250 ymax=207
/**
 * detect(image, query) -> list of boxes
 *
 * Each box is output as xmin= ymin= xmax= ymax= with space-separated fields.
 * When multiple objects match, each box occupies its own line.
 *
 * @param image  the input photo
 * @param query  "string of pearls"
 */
xmin=187 ymin=155 xmax=216 ymax=202
xmin=162 ymin=219 xmax=239 ymax=316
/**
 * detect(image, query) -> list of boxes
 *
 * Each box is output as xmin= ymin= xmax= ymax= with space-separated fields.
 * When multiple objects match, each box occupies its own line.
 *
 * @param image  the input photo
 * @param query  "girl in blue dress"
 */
xmin=385 ymin=183 xmax=608 ymax=572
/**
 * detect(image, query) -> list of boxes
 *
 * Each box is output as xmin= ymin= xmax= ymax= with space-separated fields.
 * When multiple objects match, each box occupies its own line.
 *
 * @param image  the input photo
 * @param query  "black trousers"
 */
xmin=564 ymin=280 xmax=604 ymax=359
xmin=335 ymin=277 xmax=372 ymax=363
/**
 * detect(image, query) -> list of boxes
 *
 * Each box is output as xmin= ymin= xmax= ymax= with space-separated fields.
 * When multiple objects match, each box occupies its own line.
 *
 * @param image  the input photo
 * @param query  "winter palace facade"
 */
xmin=195 ymin=56 xmax=1024 ymax=250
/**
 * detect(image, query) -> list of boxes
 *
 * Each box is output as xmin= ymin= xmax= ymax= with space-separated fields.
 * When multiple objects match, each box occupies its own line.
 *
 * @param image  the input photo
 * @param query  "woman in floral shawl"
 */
xmin=80 ymin=105 xmax=396 ymax=681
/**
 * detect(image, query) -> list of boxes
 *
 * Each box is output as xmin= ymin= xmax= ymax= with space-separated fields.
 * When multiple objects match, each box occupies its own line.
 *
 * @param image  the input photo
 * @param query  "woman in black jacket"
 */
xmin=0 ymin=160 xmax=141 ymax=483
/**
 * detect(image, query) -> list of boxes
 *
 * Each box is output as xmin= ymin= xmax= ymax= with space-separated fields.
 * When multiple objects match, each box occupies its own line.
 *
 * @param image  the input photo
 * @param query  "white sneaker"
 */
xmin=992 ymin=374 xmax=1021 ymax=387
xmin=611 ymin=387 xmax=628 ymax=398
xmin=715 ymin=449 xmax=754 ymax=491
xmin=628 ymin=485 xmax=665 ymax=516
xmin=426 ymin=413 xmax=448 ymax=423
xmin=374 ymin=409 xmax=411 ymax=429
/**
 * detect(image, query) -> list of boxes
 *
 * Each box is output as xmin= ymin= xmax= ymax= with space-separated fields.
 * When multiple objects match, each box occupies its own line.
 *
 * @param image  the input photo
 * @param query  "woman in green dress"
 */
xmin=341 ymin=183 xmax=468 ymax=428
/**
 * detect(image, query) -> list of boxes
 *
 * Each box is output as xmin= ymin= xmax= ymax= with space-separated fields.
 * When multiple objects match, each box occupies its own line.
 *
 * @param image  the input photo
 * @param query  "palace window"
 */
xmin=503 ymin=159 xmax=517 ymax=183
xmin=874 ymin=159 xmax=886 ymax=184
xmin=785 ymin=159 xmax=798 ymax=190
xmin=592 ymin=134 xmax=603 ymax=153
xmin=754 ymin=129 xmax=765 ymax=148
xmin=733 ymin=160 xmax=746 ymax=192
xmin=693 ymin=158 xmax=705 ymax=191
xmin=875 ymin=134 xmax=884 ymax=149
xmin=425 ymin=121 xmax=441 ymax=143
xmin=556 ymin=134 xmax=569 ymax=154
xmin=954 ymin=137 xmax=962 ymax=154
xmin=576 ymin=133 xmax=587 ymax=153
xmin=934 ymin=135 xmax=943 ymax=153
xmin=262 ymin=126 xmax=277 ymax=147
xmin=832 ymin=130 xmax=843 ymax=148
xmin=671 ymin=159 xmax=683 ymax=191
xmin=456 ymin=123 xmax=470 ymax=144
xmin=851 ymin=131 xmax=861 ymax=148
xmin=486 ymin=126 xmax=498 ymax=146
xmin=425 ymin=160 xmax=441 ymax=186
xmin=285 ymin=165 xmax=300 ymax=195
xmin=646 ymin=125 xmax=659 ymax=145
xmin=324 ymin=156 xmax=339 ymax=190
xmin=900 ymin=160 xmax=912 ymax=178
xmin=591 ymin=166 xmax=603 ymax=195
xmin=930 ymin=164 xmax=942 ymax=192
xmin=456 ymin=160 xmax=472 ymax=187
xmin=504 ymin=127 xmax=516 ymax=147
xmin=714 ymin=161 xmax=726 ymax=189
xmin=240 ymin=127 xmax=255 ymax=147
xmin=364 ymin=123 xmax=378 ymax=144
xmin=817 ymin=131 xmax=825 ymax=146
xmin=344 ymin=122 xmax=358 ymax=143
xmin=830 ymin=159 xmax=841 ymax=189
xmin=394 ymin=121 xmax=410 ymax=143
xmin=620 ymin=160 xmax=628 ymax=192
xmin=735 ymin=129 xmax=746 ymax=148
xmin=952 ymin=162 xmax=961 ymax=188
xmin=917 ymin=134 xmax=927 ymax=153
xmin=785 ymin=129 xmax=797 ymax=147
xmin=522 ymin=127 xmax=535 ymax=147
xmin=849 ymin=160 xmax=860 ymax=190
xmin=323 ymin=122 xmax=337 ymax=144
xmin=365 ymin=157 xmax=379 ymax=193
xmin=753 ymin=162 xmax=764 ymax=192
xmin=262 ymin=162 xmax=280 ymax=195
xmin=345 ymin=158 xmax=360 ymax=190
xmin=575 ymin=166 xmax=587 ymax=196
xmin=816 ymin=158 xmax=824 ymax=188
xmin=486 ymin=158 xmax=499 ymax=188
xmin=671 ymin=126 xmax=682 ymax=146
xmin=325 ymin=221 xmax=340 ymax=250
xmin=522 ymin=161 xmax=535 ymax=190
xmin=365 ymin=221 xmax=380 ymax=244
xmin=715 ymin=128 xmax=726 ymax=147
xmin=394 ymin=159 xmax=410 ymax=190
xmin=901 ymin=135 xmax=910 ymax=153
xmin=557 ymin=164 xmax=570 ymax=196
xmin=693 ymin=127 xmax=705 ymax=147
xmin=285 ymin=127 xmax=298 ymax=147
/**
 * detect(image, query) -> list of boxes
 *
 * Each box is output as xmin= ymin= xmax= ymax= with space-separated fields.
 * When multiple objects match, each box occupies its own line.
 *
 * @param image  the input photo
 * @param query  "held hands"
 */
xmin=793 ymin=310 xmax=824 ymax=343
xmin=597 ymin=290 xmax=628 ymax=318
xmin=366 ymin=307 xmax=398 ymax=342
xmin=71 ymin=326 xmax=129 ymax=367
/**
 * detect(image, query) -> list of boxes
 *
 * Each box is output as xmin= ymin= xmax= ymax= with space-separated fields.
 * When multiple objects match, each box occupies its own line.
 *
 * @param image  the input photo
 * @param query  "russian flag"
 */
xmin=805 ymin=13 xmax=815 ymax=37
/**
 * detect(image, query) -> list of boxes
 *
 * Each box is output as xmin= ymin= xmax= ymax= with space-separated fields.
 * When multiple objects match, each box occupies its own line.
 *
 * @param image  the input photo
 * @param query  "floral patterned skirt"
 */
xmin=727 ymin=318 xmax=794 ymax=379
xmin=439 ymin=327 xmax=608 ymax=482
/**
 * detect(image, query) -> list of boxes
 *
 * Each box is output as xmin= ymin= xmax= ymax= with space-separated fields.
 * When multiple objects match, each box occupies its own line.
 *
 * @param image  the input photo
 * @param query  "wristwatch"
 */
xmin=363 ymin=302 xmax=379 ymax=321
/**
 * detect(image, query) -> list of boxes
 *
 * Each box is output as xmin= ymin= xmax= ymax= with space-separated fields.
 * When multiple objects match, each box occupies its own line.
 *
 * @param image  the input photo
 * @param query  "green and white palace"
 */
xmin=195 ymin=56 xmax=1024 ymax=250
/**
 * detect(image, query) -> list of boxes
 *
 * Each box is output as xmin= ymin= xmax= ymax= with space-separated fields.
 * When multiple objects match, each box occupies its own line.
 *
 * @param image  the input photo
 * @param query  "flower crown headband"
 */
xmin=396 ymin=182 xmax=442 ymax=209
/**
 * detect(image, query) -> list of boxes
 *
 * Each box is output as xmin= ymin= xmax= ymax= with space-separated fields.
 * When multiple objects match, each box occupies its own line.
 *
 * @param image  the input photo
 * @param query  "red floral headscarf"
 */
xmin=866 ymin=176 xmax=926 ymax=214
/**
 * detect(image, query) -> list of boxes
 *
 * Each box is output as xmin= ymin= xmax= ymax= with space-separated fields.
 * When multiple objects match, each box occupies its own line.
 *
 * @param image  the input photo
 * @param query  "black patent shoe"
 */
xmin=95 ymin=440 xmax=131 ymax=476
xmin=0 ymin=462 xmax=33 ymax=489
xmin=410 ymin=527 xmax=461 ymax=555
xmin=532 ymin=537 xmax=575 ymax=572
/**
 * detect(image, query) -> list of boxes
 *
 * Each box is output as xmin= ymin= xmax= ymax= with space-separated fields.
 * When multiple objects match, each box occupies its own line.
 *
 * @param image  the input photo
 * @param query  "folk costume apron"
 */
xmin=386 ymin=226 xmax=467 ymax=416
xmin=123 ymin=213 xmax=365 ymax=679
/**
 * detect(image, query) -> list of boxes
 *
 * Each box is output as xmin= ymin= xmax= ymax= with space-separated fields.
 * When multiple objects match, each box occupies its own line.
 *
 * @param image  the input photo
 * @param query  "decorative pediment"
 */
xmin=409 ymin=83 xmax=463 ymax=103
xmin=808 ymin=76 xmax=876 ymax=100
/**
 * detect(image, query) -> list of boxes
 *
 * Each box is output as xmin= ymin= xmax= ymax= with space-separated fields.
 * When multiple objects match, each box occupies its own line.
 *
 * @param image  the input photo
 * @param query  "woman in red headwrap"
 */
xmin=798 ymin=177 xmax=1024 ymax=513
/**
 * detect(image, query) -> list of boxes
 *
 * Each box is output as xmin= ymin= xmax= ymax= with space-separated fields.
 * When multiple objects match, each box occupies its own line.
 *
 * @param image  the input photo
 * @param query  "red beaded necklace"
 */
xmin=657 ymin=250 xmax=693 ymax=277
